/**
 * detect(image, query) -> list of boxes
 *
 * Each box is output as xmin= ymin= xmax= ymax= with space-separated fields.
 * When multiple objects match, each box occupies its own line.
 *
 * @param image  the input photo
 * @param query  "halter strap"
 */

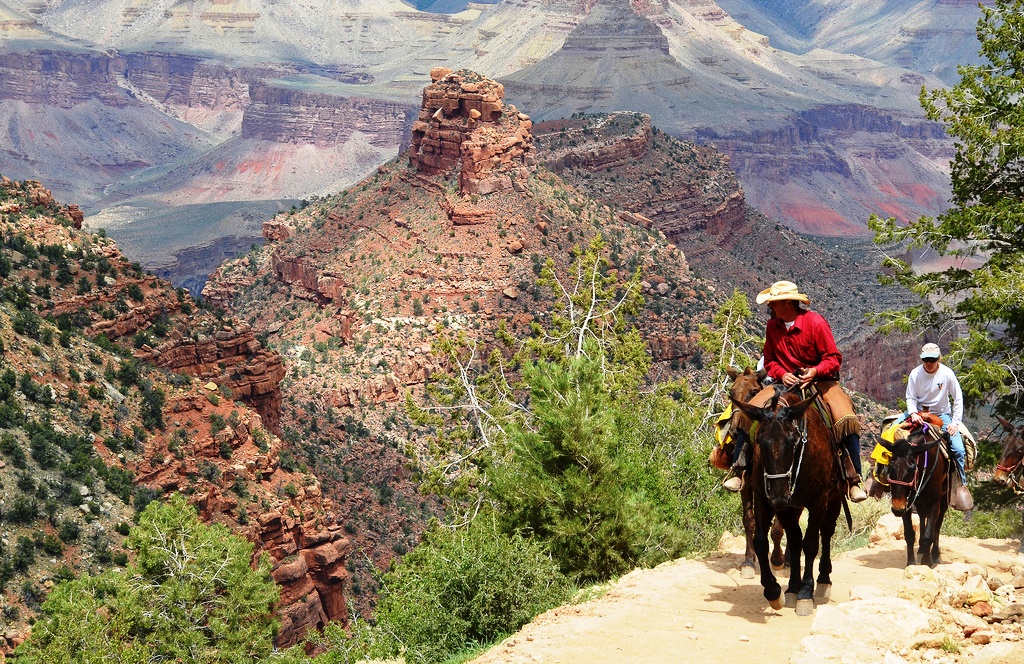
xmin=890 ymin=437 xmax=939 ymax=510
xmin=761 ymin=408 xmax=809 ymax=496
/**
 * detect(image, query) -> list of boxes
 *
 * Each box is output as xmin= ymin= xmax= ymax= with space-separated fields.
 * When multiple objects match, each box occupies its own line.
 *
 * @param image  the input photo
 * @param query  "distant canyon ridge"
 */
xmin=0 ymin=0 xmax=988 ymax=287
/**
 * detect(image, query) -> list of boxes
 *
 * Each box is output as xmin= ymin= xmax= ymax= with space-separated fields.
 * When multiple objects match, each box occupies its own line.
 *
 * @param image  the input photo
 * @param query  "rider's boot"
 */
xmin=841 ymin=433 xmax=868 ymax=503
xmin=866 ymin=463 xmax=887 ymax=499
xmin=951 ymin=457 xmax=973 ymax=512
xmin=723 ymin=429 xmax=749 ymax=493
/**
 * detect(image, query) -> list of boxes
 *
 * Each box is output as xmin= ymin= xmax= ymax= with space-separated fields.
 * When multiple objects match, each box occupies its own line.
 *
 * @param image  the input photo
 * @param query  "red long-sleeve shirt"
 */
xmin=762 ymin=309 xmax=842 ymax=382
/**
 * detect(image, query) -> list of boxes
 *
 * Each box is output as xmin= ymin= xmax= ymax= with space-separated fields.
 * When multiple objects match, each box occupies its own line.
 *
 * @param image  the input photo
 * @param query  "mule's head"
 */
xmin=732 ymin=390 xmax=815 ymax=512
xmin=883 ymin=425 xmax=940 ymax=516
xmin=727 ymin=366 xmax=763 ymax=404
xmin=727 ymin=366 xmax=763 ymax=434
xmin=994 ymin=416 xmax=1024 ymax=487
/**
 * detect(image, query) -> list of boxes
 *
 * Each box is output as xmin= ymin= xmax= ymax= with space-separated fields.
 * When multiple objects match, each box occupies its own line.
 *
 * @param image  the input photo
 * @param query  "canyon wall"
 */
xmin=698 ymin=104 xmax=949 ymax=180
xmin=0 ymin=50 xmax=127 ymax=108
xmin=242 ymin=82 xmax=416 ymax=148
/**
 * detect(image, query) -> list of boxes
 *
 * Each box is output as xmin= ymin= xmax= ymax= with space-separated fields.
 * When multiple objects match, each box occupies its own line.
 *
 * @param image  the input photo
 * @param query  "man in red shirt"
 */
xmin=724 ymin=281 xmax=867 ymax=502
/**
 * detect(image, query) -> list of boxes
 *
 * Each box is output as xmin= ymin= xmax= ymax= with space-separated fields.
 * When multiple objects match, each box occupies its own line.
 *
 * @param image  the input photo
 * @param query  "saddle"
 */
xmin=871 ymin=413 xmax=978 ymax=471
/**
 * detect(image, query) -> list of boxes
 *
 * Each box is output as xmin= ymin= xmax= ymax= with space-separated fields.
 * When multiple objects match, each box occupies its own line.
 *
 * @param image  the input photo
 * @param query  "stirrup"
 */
xmin=952 ymin=486 xmax=974 ymax=512
xmin=723 ymin=470 xmax=744 ymax=493
xmin=848 ymin=483 xmax=867 ymax=503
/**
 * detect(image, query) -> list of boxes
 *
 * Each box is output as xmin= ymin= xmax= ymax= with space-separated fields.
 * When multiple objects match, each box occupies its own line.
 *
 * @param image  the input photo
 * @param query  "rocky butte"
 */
xmin=409 ymin=67 xmax=536 ymax=196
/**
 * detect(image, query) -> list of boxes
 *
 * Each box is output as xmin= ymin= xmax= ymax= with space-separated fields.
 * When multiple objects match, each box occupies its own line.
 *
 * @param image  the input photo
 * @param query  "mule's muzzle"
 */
xmin=890 ymin=498 xmax=908 ymax=516
xmin=993 ymin=469 xmax=1010 ymax=487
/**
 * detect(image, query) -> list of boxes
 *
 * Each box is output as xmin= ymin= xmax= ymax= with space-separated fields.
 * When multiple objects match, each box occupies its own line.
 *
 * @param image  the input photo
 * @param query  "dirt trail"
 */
xmin=468 ymin=533 xmax=1024 ymax=664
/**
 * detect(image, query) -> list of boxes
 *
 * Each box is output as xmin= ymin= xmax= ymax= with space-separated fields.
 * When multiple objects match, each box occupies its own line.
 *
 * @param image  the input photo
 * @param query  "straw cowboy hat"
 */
xmin=755 ymin=280 xmax=811 ymax=305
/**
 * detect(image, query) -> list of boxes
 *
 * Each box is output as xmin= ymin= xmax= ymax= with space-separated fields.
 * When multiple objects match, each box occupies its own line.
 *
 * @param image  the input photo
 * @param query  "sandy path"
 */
xmin=469 ymin=534 xmax=1023 ymax=664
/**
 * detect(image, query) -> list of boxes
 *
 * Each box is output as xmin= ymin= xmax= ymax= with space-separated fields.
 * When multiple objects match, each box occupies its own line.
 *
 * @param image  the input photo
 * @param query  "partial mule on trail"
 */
xmin=993 ymin=416 xmax=1024 ymax=554
xmin=732 ymin=385 xmax=846 ymax=616
xmin=715 ymin=367 xmax=787 ymax=578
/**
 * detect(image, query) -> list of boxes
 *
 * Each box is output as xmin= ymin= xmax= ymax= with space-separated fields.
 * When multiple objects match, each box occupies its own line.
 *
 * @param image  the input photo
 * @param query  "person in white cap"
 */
xmin=724 ymin=280 xmax=867 ymax=502
xmin=905 ymin=342 xmax=972 ymax=511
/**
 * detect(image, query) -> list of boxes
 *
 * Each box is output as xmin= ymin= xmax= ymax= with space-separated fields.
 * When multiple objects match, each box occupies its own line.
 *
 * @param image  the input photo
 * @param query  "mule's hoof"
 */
xmin=741 ymin=564 xmax=756 ymax=580
xmin=784 ymin=592 xmax=798 ymax=609
xmin=814 ymin=584 xmax=832 ymax=602
xmin=769 ymin=596 xmax=784 ymax=610
xmin=796 ymin=598 xmax=815 ymax=616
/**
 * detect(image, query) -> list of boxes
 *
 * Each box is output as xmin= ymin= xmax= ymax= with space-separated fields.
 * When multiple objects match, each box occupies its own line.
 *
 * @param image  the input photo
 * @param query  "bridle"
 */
xmin=759 ymin=384 xmax=810 ymax=497
xmin=996 ymin=438 xmax=1024 ymax=494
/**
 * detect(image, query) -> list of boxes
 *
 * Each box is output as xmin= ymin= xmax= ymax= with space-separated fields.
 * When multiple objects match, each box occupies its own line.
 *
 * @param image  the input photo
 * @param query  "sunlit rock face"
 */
xmin=409 ymin=68 xmax=535 ymax=196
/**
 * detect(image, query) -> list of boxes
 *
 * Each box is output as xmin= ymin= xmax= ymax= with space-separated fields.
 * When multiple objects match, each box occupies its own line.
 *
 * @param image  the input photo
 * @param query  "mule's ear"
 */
xmin=756 ymin=367 xmax=768 ymax=382
xmin=731 ymin=396 xmax=768 ymax=422
xmin=877 ymin=437 xmax=895 ymax=454
xmin=783 ymin=395 xmax=816 ymax=421
xmin=727 ymin=366 xmax=739 ymax=380
xmin=915 ymin=438 xmax=941 ymax=453
xmin=997 ymin=415 xmax=1014 ymax=432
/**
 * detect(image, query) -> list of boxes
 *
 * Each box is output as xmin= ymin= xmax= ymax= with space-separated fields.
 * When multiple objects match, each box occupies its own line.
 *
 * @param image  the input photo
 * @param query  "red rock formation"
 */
xmin=265 ymin=246 xmax=349 ymax=304
xmin=141 ymin=324 xmax=286 ymax=429
xmin=64 ymin=204 xmax=84 ymax=229
xmin=263 ymin=218 xmax=295 ymax=241
xmin=131 ymin=394 xmax=347 ymax=647
xmin=409 ymin=68 xmax=536 ymax=196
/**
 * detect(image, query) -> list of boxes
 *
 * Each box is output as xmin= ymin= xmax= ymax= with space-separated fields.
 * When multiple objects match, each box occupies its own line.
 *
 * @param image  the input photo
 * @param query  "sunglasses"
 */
xmin=922 ymin=358 xmax=939 ymax=363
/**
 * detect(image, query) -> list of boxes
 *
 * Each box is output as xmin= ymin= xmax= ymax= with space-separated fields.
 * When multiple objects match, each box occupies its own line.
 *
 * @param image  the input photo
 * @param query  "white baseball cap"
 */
xmin=920 ymin=343 xmax=941 ymax=359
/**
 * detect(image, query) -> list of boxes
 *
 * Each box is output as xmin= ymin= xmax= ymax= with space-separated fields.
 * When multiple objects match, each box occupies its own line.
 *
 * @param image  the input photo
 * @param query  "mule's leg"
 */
xmin=753 ymin=498 xmax=782 ymax=609
xmin=932 ymin=500 xmax=948 ymax=566
xmin=777 ymin=510 xmax=803 ymax=609
xmin=903 ymin=512 xmax=916 ymax=567
xmin=770 ymin=516 xmax=786 ymax=570
xmin=741 ymin=480 xmax=757 ymax=579
xmin=919 ymin=502 xmax=938 ymax=567
xmin=816 ymin=498 xmax=841 ymax=602
xmin=795 ymin=503 xmax=824 ymax=616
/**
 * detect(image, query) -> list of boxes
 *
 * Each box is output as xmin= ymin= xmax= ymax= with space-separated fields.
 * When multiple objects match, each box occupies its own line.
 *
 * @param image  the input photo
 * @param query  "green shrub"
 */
xmin=15 ymin=495 xmax=283 ymax=662
xmin=328 ymin=519 xmax=571 ymax=664
xmin=488 ymin=354 xmax=733 ymax=580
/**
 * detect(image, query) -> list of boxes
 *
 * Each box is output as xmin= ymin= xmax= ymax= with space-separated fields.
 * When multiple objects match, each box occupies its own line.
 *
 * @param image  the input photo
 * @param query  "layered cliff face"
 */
xmin=0 ymin=177 xmax=350 ymax=649
xmin=535 ymin=112 xmax=745 ymax=238
xmin=242 ymin=82 xmax=415 ymax=148
xmin=698 ymin=103 xmax=953 ymax=234
xmin=502 ymin=0 xmax=691 ymax=108
xmin=0 ymin=50 xmax=128 ymax=109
